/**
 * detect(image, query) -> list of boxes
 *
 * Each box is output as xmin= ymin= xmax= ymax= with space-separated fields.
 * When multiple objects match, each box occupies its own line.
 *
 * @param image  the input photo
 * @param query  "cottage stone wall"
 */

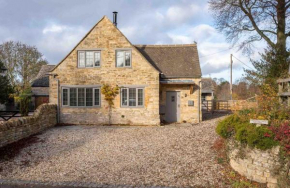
xmin=49 ymin=16 xmax=160 ymax=125
xmin=228 ymin=139 xmax=283 ymax=188
xmin=0 ymin=104 xmax=57 ymax=148
xmin=160 ymin=78 xmax=202 ymax=123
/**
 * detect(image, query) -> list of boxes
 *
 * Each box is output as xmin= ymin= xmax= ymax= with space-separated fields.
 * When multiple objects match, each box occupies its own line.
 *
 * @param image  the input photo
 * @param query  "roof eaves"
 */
xmin=134 ymin=44 xmax=197 ymax=48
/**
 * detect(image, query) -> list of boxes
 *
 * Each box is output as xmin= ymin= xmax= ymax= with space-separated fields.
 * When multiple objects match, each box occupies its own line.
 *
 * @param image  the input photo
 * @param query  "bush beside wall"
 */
xmin=0 ymin=103 xmax=57 ymax=148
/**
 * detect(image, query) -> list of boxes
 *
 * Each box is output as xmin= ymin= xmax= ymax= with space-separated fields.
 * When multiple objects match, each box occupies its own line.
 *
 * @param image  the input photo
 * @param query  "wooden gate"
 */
xmin=202 ymin=100 xmax=230 ymax=113
xmin=35 ymin=96 xmax=49 ymax=109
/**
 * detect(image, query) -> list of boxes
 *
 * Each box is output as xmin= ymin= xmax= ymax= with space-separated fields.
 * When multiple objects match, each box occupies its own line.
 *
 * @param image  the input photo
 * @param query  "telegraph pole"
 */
xmin=230 ymin=54 xmax=233 ymax=100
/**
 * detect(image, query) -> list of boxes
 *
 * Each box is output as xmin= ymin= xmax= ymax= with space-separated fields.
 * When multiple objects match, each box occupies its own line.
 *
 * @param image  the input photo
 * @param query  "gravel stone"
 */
xmin=0 ymin=117 xmax=227 ymax=187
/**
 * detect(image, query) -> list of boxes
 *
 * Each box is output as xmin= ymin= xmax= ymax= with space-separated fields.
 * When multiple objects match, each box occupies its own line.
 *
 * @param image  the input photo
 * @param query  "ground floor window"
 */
xmin=62 ymin=87 xmax=101 ymax=107
xmin=121 ymin=88 xmax=144 ymax=107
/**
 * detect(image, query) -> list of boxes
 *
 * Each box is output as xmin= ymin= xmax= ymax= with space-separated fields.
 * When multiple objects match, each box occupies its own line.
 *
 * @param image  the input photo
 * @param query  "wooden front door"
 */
xmin=165 ymin=91 xmax=180 ymax=123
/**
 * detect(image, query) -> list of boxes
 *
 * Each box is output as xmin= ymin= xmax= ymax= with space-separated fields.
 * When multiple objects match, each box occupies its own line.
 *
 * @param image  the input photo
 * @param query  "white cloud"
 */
xmin=120 ymin=26 xmax=137 ymax=40
xmin=38 ymin=23 xmax=87 ymax=63
xmin=166 ymin=4 xmax=200 ymax=23
xmin=167 ymin=34 xmax=192 ymax=44
xmin=189 ymin=24 xmax=216 ymax=43
xmin=42 ymin=24 xmax=67 ymax=34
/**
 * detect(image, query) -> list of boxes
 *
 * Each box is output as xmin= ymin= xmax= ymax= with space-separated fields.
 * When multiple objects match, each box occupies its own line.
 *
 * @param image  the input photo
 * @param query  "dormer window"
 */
xmin=116 ymin=50 xmax=131 ymax=67
xmin=78 ymin=51 xmax=101 ymax=68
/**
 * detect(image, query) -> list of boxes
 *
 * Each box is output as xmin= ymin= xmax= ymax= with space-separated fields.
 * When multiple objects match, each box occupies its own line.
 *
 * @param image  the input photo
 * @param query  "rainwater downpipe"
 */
xmin=56 ymin=78 xmax=60 ymax=124
xmin=198 ymin=80 xmax=201 ymax=123
xmin=48 ymin=73 xmax=60 ymax=123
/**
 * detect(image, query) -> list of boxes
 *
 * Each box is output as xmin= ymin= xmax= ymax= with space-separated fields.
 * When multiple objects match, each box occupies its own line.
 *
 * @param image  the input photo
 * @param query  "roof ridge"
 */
xmin=134 ymin=44 xmax=197 ymax=48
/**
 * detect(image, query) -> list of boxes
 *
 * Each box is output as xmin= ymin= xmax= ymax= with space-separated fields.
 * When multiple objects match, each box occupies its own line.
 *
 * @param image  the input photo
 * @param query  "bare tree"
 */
xmin=209 ymin=0 xmax=290 ymax=58
xmin=0 ymin=41 xmax=48 ymax=90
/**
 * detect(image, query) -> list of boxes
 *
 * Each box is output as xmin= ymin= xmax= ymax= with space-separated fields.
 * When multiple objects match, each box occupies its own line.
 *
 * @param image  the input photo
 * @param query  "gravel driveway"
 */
xmin=0 ymin=118 xmax=226 ymax=187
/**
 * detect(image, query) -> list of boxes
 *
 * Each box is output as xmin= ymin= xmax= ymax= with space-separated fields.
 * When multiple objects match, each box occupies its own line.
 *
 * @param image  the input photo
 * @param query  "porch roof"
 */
xmin=160 ymin=80 xmax=195 ymax=85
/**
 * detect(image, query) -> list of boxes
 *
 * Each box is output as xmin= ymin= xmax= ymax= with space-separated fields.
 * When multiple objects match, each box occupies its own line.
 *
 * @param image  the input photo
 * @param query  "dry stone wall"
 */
xmin=0 ymin=104 xmax=57 ymax=148
xmin=227 ymin=139 xmax=283 ymax=188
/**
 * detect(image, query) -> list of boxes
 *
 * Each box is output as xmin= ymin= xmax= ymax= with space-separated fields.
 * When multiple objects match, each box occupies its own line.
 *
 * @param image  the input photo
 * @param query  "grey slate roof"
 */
xmin=201 ymin=78 xmax=214 ymax=93
xmin=134 ymin=44 xmax=202 ymax=78
xmin=31 ymin=65 xmax=55 ymax=87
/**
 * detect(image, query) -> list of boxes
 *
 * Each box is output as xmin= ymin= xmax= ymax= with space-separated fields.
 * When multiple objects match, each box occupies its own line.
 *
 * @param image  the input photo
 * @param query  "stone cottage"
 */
xmin=31 ymin=65 xmax=55 ymax=109
xmin=201 ymin=78 xmax=215 ymax=101
xmin=49 ymin=15 xmax=202 ymax=126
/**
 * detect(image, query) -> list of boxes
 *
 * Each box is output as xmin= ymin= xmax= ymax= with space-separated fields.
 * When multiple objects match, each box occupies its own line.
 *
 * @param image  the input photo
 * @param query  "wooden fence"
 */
xmin=202 ymin=99 xmax=257 ymax=112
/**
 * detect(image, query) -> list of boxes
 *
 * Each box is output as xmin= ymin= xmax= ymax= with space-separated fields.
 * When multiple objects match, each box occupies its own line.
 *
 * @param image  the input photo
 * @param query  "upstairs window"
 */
xmin=121 ymin=88 xmax=144 ymax=107
xmin=78 ymin=51 xmax=101 ymax=68
xmin=116 ymin=50 xmax=131 ymax=67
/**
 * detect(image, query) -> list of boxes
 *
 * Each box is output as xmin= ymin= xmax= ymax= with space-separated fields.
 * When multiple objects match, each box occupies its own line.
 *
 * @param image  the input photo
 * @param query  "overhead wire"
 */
xmin=199 ymin=45 xmax=240 ymax=59
xmin=232 ymin=55 xmax=254 ymax=70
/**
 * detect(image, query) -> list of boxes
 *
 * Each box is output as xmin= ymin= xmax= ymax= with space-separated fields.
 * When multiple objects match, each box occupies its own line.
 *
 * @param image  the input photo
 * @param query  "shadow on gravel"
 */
xmin=202 ymin=111 xmax=231 ymax=121
xmin=0 ymin=134 xmax=44 ymax=166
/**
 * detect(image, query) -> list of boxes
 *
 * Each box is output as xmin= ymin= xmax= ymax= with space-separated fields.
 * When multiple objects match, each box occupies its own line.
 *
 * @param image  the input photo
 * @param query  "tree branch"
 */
xmin=239 ymin=0 xmax=276 ymax=48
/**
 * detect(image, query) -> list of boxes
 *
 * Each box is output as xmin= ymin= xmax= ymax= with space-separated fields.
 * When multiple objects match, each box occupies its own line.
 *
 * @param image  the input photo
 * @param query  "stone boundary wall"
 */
xmin=0 ymin=104 xmax=57 ymax=148
xmin=227 ymin=139 xmax=282 ymax=188
xmin=229 ymin=100 xmax=257 ymax=111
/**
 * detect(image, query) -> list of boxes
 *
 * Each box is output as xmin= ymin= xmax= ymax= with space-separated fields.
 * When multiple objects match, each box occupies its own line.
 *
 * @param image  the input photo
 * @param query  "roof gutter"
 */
xmin=198 ymin=80 xmax=202 ymax=123
xmin=161 ymin=75 xmax=202 ymax=79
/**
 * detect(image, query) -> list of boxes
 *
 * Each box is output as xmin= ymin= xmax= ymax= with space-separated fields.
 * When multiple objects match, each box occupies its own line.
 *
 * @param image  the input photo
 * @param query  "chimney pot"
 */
xmin=113 ymin=11 xmax=118 ymax=27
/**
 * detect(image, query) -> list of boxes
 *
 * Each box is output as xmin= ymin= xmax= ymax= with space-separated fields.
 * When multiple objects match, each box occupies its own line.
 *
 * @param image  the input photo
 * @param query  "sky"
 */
xmin=0 ymin=0 xmax=266 ymax=82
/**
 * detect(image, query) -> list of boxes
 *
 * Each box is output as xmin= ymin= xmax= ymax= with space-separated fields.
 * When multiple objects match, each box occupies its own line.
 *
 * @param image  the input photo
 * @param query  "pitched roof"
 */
xmin=31 ymin=65 xmax=55 ymax=87
xmin=134 ymin=44 xmax=201 ymax=78
xmin=201 ymin=78 xmax=215 ymax=93
xmin=51 ymin=16 xmax=159 ymax=73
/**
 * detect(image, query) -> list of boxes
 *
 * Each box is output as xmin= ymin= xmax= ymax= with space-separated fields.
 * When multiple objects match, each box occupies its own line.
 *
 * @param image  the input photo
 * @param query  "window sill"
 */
xmin=115 ymin=66 xmax=132 ymax=68
xmin=120 ymin=106 xmax=144 ymax=108
xmin=77 ymin=66 xmax=101 ymax=69
xmin=61 ymin=106 xmax=101 ymax=108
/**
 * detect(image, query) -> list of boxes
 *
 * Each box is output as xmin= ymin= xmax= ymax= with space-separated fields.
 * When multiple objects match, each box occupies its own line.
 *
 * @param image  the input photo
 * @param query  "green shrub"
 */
xmin=216 ymin=114 xmax=278 ymax=150
xmin=235 ymin=126 xmax=250 ymax=144
xmin=18 ymin=88 xmax=32 ymax=116
xmin=246 ymin=126 xmax=278 ymax=150
xmin=216 ymin=114 xmax=247 ymax=139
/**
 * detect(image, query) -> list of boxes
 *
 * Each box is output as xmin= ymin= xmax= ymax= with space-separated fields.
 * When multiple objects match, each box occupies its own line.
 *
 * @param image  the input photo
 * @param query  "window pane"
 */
xmin=78 ymin=88 xmax=85 ymax=106
xmin=116 ymin=51 xmax=124 ymax=67
xmin=70 ymin=88 xmax=77 ymax=106
xmin=121 ymin=88 xmax=128 ymax=106
xmin=125 ymin=51 xmax=131 ymax=66
xmin=63 ymin=89 xmax=68 ymax=105
xmin=86 ymin=88 xmax=93 ymax=106
xmin=94 ymin=89 xmax=100 ymax=106
xmin=94 ymin=52 xmax=101 ymax=67
xmin=79 ymin=52 xmax=85 ymax=67
xmin=129 ymin=88 xmax=136 ymax=106
xmin=86 ymin=52 xmax=94 ymax=67
xmin=138 ymin=89 xmax=143 ymax=106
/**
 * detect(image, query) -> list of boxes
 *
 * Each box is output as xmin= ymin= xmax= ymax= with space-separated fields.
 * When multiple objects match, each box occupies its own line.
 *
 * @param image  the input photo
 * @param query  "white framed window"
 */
xmin=121 ymin=88 xmax=144 ymax=107
xmin=116 ymin=50 xmax=131 ymax=67
xmin=78 ymin=51 xmax=101 ymax=68
xmin=62 ymin=87 xmax=101 ymax=107
xmin=62 ymin=88 xmax=69 ymax=106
